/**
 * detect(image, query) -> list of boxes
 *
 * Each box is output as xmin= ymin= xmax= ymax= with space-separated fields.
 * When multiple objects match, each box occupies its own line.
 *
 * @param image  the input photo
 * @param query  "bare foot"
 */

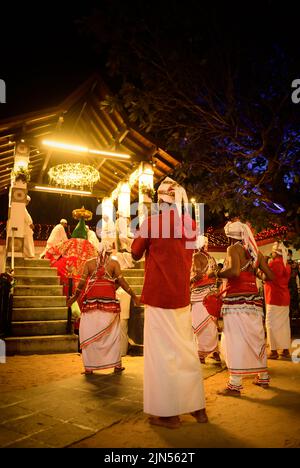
xmin=81 ymin=370 xmax=93 ymax=375
xmin=148 ymin=416 xmax=181 ymax=429
xmin=268 ymin=351 xmax=279 ymax=360
xmin=217 ymin=388 xmax=241 ymax=397
xmin=191 ymin=409 xmax=208 ymax=423
xmin=114 ymin=366 xmax=125 ymax=373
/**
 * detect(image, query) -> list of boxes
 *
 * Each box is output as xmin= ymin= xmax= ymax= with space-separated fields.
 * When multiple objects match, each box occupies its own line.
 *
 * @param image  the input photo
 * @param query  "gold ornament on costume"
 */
xmin=72 ymin=206 xmax=93 ymax=221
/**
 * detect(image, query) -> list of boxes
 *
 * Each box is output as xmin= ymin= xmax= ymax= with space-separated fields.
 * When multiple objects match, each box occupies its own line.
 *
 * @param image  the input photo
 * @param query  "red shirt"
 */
xmin=131 ymin=210 xmax=196 ymax=309
xmin=264 ymin=257 xmax=291 ymax=306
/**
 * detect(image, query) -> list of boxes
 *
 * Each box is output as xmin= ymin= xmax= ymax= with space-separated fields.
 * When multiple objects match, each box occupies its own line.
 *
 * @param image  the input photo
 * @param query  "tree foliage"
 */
xmin=78 ymin=0 xmax=300 ymax=246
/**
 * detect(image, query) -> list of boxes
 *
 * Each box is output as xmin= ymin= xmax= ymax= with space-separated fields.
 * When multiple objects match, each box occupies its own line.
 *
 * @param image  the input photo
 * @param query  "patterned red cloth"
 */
xmin=80 ymin=264 xmax=120 ymax=314
xmin=264 ymin=257 xmax=291 ymax=306
xmin=225 ymin=271 xmax=258 ymax=296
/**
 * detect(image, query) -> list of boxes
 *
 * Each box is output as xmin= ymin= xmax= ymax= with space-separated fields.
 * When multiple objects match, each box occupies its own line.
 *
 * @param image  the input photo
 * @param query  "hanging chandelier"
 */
xmin=48 ymin=163 xmax=100 ymax=191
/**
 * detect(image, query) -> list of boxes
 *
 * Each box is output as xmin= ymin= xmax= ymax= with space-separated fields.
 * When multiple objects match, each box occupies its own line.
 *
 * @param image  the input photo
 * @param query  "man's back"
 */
xmin=132 ymin=210 xmax=196 ymax=308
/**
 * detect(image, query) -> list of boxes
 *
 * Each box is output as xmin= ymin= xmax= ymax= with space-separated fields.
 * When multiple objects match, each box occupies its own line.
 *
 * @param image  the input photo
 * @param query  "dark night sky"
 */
xmin=1 ymin=1 xmax=300 ymax=118
xmin=1 ymin=1 xmax=300 ymax=226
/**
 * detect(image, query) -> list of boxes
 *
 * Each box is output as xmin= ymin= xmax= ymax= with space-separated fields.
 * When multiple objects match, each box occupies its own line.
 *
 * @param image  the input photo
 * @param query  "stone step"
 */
xmin=13 ymin=267 xmax=58 ymax=277
xmin=125 ymin=276 xmax=144 ymax=286
xmin=130 ymin=285 xmax=143 ymax=295
xmin=7 ymin=258 xmax=51 ymax=267
xmin=122 ymin=269 xmax=144 ymax=277
xmin=11 ymin=320 xmax=68 ymax=336
xmin=12 ymin=307 xmax=68 ymax=322
xmin=13 ymin=296 xmax=67 ymax=308
xmin=14 ymin=285 xmax=63 ymax=296
xmin=134 ymin=260 xmax=145 ymax=268
xmin=5 ymin=334 xmax=78 ymax=355
xmin=14 ymin=275 xmax=60 ymax=285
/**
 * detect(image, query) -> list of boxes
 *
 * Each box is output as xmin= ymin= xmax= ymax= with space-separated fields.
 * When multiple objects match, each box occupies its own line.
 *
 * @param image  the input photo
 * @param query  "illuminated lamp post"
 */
xmin=138 ymin=162 xmax=154 ymax=226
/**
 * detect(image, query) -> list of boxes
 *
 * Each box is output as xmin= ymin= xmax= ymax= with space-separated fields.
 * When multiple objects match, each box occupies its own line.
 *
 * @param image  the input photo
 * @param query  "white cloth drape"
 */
xmin=265 ymin=305 xmax=291 ymax=350
xmin=79 ymin=311 xmax=121 ymax=371
xmin=143 ymin=304 xmax=205 ymax=417
xmin=191 ymin=301 xmax=219 ymax=358
xmin=24 ymin=208 xmax=35 ymax=258
xmin=221 ymin=306 xmax=268 ymax=376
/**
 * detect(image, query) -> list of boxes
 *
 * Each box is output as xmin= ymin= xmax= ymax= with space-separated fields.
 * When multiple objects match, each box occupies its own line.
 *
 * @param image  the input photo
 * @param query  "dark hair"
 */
xmin=288 ymin=249 xmax=293 ymax=255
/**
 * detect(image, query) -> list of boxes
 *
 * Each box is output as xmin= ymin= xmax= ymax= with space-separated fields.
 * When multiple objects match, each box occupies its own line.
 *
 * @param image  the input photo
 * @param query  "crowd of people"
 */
xmin=13 ymin=180 xmax=300 ymax=430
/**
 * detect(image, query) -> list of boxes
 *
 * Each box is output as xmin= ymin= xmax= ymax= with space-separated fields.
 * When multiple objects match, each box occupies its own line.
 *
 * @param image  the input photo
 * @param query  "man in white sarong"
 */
xmin=86 ymin=225 xmax=100 ymax=251
xmin=214 ymin=220 xmax=274 ymax=397
xmin=24 ymin=196 xmax=35 ymax=258
xmin=190 ymin=235 xmax=221 ymax=364
xmin=132 ymin=177 xmax=207 ymax=429
xmin=40 ymin=219 xmax=68 ymax=258
xmin=264 ymin=242 xmax=291 ymax=359
xmin=67 ymin=241 xmax=140 ymax=374
xmin=116 ymin=287 xmax=131 ymax=356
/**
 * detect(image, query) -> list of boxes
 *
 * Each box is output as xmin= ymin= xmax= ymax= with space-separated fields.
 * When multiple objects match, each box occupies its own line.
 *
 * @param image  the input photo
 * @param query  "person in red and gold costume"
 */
xmin=191 ymin=235 xmax=221 ymax=364
xmin=131 ymin=177 xmax=207 ymax=430
xmin=67 ymin=240 xmax=139 ymax=374
xmin=45 ymin=207 xmax=98 ymax=297
xmin=213 ymin=220 xmax=274 ymax=397
xmin=264 ymin=242 xmax=291 ymax=359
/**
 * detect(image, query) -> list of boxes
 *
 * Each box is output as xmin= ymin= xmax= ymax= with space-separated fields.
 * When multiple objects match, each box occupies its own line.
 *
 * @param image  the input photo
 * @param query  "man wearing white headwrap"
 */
xmin=264 ymin=242 xmax=291 ymax=359
xmin=40 ymin=219 xmax=68 ymax=258
xmin=24 ymin=195 xmax=35 ymax=258
xmin=68 ymin=240 xmax=140 ymax=374
xmin=191 ymin=235 xmax=221 ymax=364
xmin=212 ymin=220 xmax=274 ymax=396
xmin=131 ymin=177 xmax=207 ymax=429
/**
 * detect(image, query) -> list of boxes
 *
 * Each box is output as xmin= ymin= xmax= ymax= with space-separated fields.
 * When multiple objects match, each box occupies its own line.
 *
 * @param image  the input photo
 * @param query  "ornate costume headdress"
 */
xmin=224 ymin=220 xmax=259 ymax=268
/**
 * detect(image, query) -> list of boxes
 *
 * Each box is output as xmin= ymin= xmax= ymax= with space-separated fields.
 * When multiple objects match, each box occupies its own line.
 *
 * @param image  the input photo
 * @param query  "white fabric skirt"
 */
xmin=191 ymin=301 xmax=219 ymax=358
xmin=221 ymin=303 xmax=267 ymax=376
xmin=265 ymin=305 xmax=291 ymax=350
xmin=144 ymin=304 xmax=205 ymax=417
xmin=79 ymin=311 xmax=121 ymax=371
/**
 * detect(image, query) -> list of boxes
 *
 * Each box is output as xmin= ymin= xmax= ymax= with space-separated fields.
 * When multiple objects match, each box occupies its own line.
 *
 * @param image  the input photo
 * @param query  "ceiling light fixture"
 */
xmin=34 ymin=186 xmax=92 ymax=196
xmin=42 ymin=139 xmax=131 ymax=160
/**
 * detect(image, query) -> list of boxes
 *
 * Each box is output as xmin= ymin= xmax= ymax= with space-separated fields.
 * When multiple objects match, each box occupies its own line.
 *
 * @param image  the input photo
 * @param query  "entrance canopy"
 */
xmin=0 ymin=74 xmax=180 ymax=198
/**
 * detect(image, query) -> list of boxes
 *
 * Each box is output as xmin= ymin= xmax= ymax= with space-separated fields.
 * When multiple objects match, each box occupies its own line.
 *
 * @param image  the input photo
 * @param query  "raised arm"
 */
xmin=256 ymin=252 xmax=275 ymax=282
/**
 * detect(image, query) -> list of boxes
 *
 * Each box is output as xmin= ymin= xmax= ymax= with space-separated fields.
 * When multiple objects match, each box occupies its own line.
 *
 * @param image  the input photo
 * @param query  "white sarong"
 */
xmin=79 ymin=311 xmax=121 ymax=371
xmin=191 ymin=301 xmax=219 ymax=359
xmin=144 ymin=304 xmax=205 ymax=417
xmin=265 ymin=305 xmax=291 ymax=350
xmin=221 ymin=295 xmax=267 ymax=376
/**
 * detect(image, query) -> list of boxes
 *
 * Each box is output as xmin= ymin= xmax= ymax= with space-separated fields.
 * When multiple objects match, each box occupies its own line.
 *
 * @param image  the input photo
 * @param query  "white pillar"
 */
xmin=6 ymin=141 xmax=30 ymax=259
xmin=138 ymin=162 xmax=154 ymax=226
xmin=118 ymin=182 xmax=131 ymax=218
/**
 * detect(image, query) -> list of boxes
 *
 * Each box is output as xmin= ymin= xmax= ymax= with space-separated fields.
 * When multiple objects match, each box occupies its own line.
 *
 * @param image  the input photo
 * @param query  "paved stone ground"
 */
xmin=0 ymin=356 xmax=224 ymax=448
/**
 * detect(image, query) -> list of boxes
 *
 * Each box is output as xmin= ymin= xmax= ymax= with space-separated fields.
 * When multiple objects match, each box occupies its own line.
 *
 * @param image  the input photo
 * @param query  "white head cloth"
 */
xmin=272 ymin=241 xmax=288 ymax=266
xmin=60 ymin=219 xmax=67 ymax=224
xmin=224 ymin=220 xmax=259 ymax=267
xmin=196 ymin=235 xmax=208 ymax=250
xmin=26 ymin=195 xmax=31 ymax=202
xmin=157 ymin=177 xmax=188 ymax=217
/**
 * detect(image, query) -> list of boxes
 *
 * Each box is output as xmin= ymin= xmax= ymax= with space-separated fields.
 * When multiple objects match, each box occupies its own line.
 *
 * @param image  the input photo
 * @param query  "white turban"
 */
xmin=224 ymin=220 xmax=259 ymax=267
xmin=272 ymin=241 xmax=288 ymax=266
xmin=196 ymin=235 xmax=208 ymax=250
xmin=60 ymin=219 xmax=68 ymax=224
xmin=157 ymin=177 xmax=188 ymax=217
xmin=26 ymin=195 xmax=31 ymax=202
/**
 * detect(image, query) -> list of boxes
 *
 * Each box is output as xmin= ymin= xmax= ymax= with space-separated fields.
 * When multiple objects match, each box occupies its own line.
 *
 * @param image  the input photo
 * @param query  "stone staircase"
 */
xmin=5 ymin=258 xmax=78 ymax=355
